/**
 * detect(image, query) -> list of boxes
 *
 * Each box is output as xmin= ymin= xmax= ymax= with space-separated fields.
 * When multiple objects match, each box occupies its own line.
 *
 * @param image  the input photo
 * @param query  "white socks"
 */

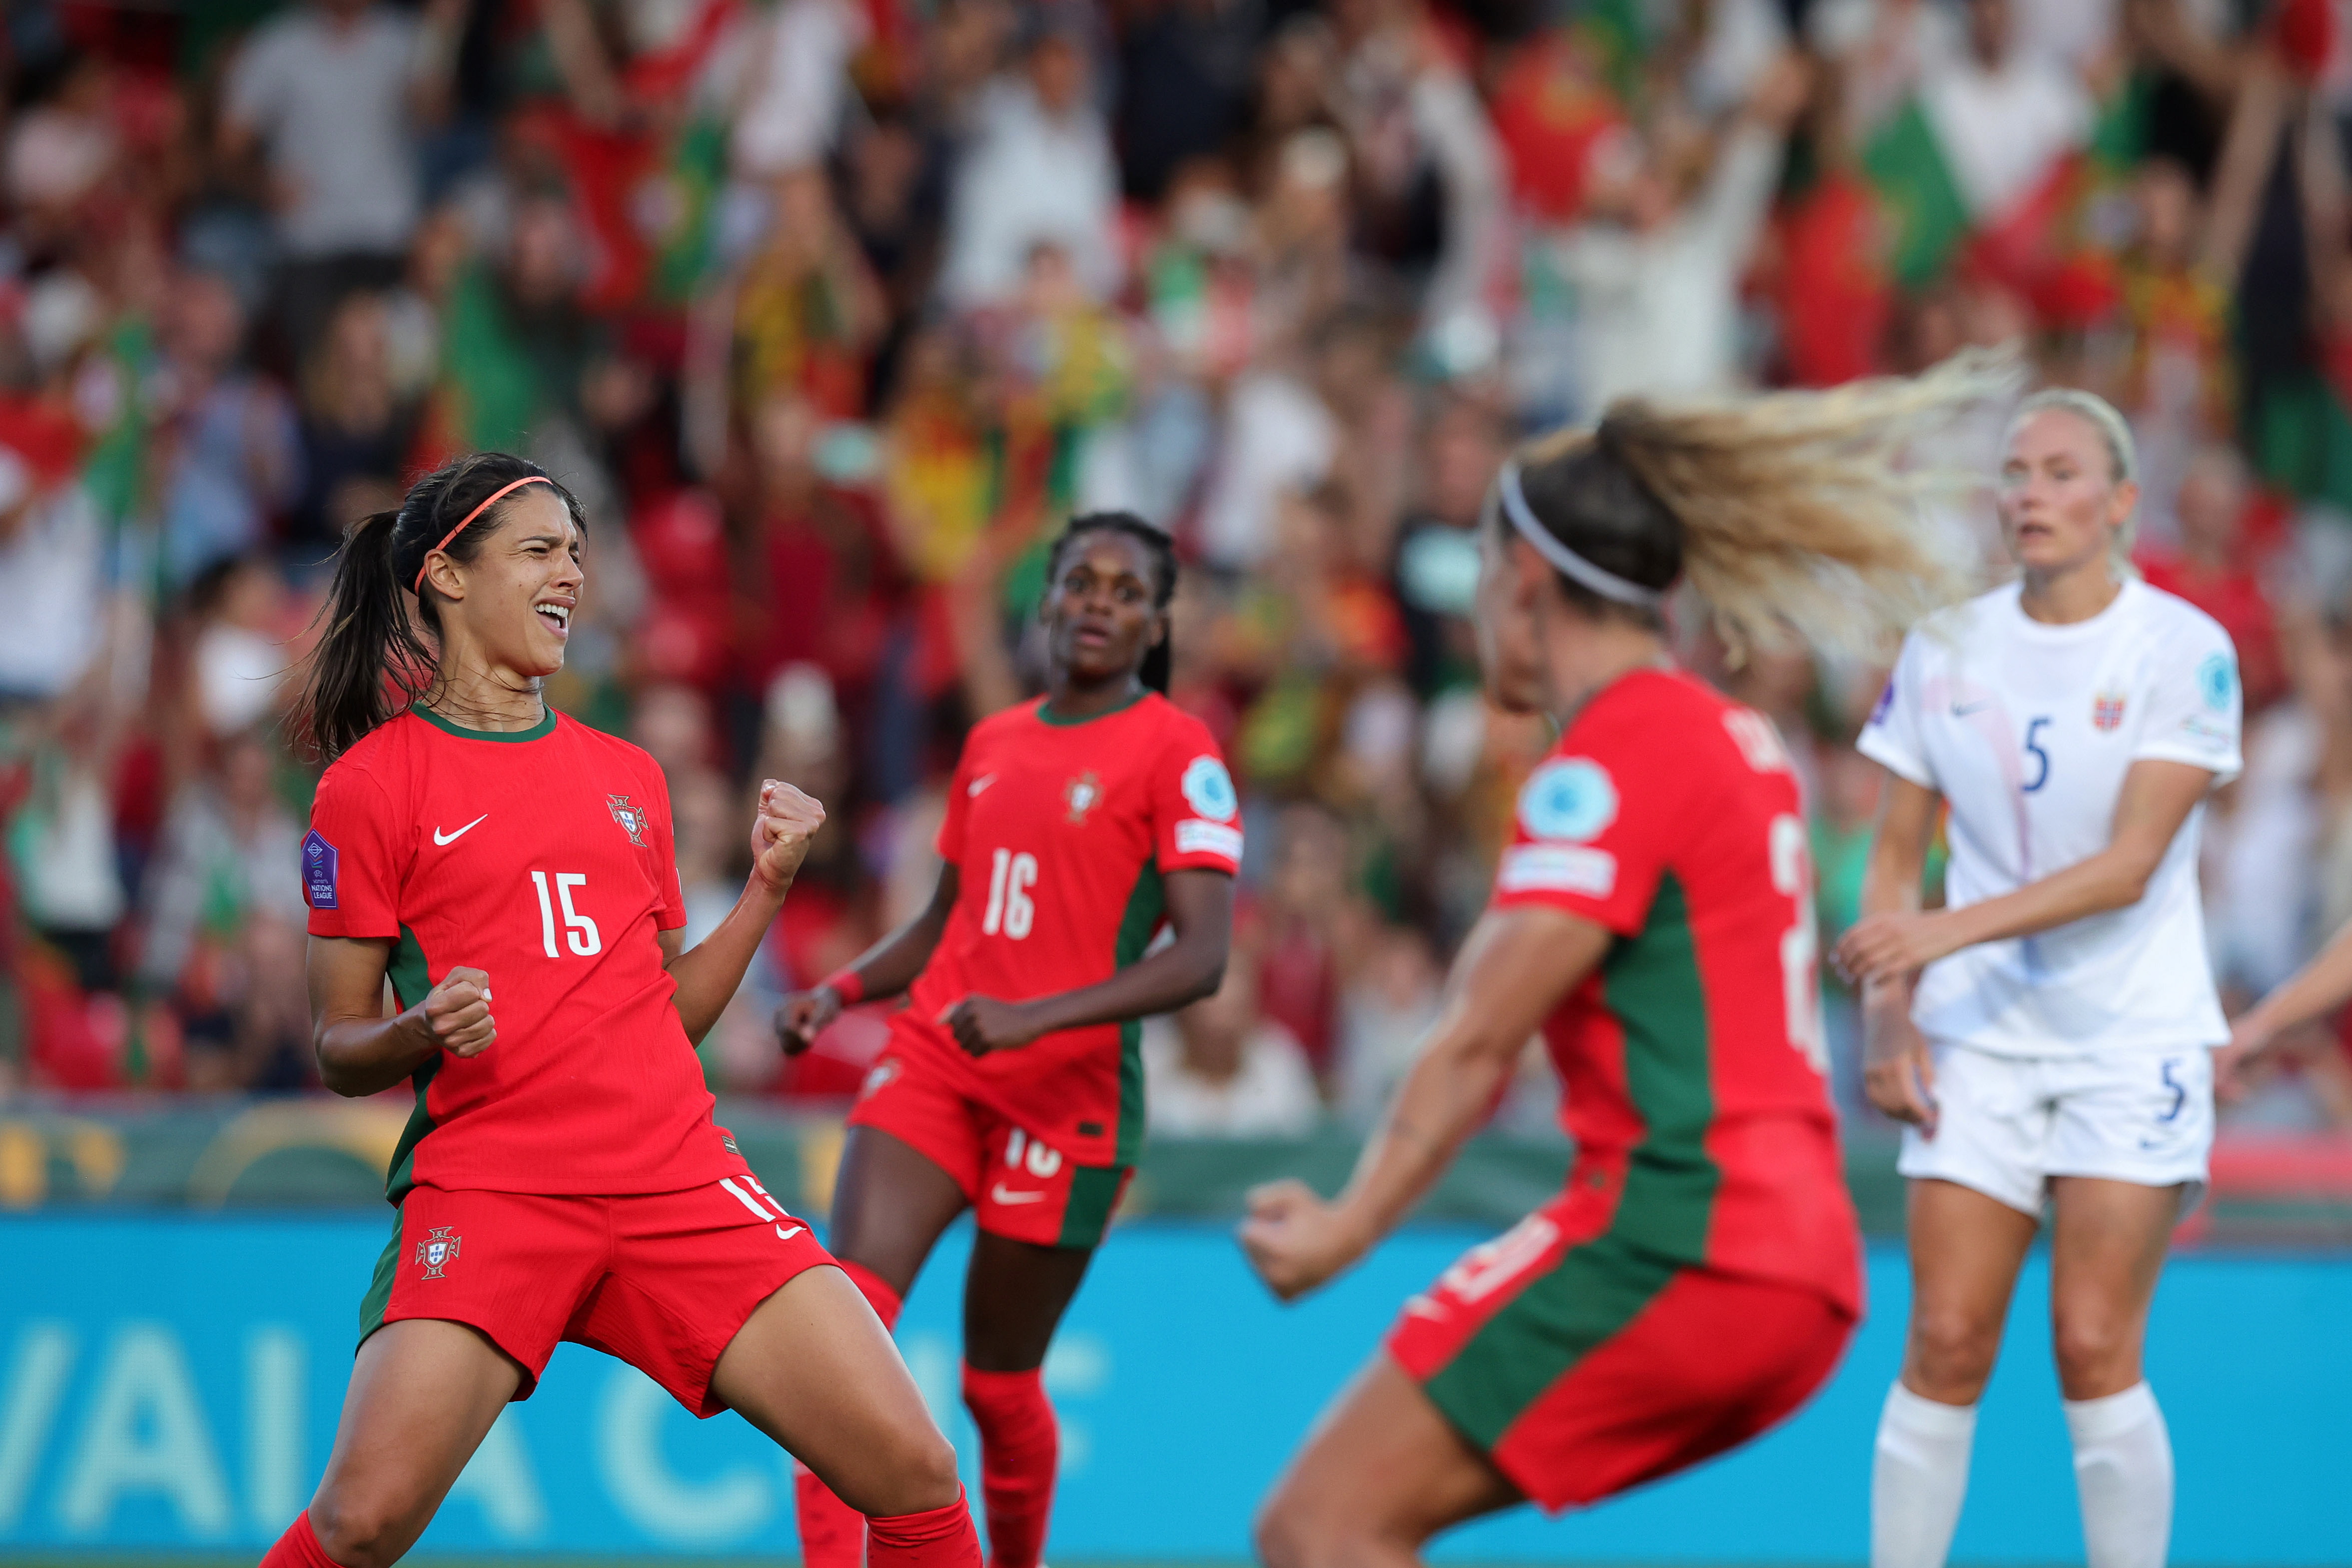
xmin=1870 ymin=1379 xmax=2174 ymax=1568
xmin=2064 ymin=1382 xmax=2173 ymax=1568
xmin=1871 ymin=1381 xmax=1977 ymax=1568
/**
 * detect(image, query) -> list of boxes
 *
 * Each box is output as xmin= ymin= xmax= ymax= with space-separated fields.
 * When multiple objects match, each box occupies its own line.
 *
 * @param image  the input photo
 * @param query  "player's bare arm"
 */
xmin=2223 ymin=914 xmax=2352 ymax=1087
xmin=308 ymin=934 xmax=495 ymax=1097
xmin=663 ymin=780 xmax=824 ymax=1044
xmin=1851 ymin=771 xmax=1939 ymax=1130
xmin=1240 ymin=904 xmax=1606 ymax=1301
xmin=1837 ymin=758 xmax=2215 ymax=983
xmin=776 ymin=861 xmax=962 ymax=1054
xmin=939 ymin=867 xmax=1234 ymax=1057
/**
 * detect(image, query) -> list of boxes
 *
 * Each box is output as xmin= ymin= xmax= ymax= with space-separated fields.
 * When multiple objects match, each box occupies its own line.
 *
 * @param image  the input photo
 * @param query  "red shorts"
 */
xmin=1388 ymin=1194 xmax=1854 ymax=1512
xmin=848 ymin=1053 xmax=1131 ymax=1249
xmin=361 ymin=1169 xmax=833 ymax=1417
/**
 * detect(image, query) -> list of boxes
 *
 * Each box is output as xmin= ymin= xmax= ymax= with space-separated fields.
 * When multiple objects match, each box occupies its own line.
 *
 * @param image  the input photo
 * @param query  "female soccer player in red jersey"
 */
xmin=260 ymin=453 xmax=979 ymax=1568
xmin=1239 ymin=360 xmax=2013 ymax=1565
xmin=776 ymin=512 xmax=1240 ymax=1568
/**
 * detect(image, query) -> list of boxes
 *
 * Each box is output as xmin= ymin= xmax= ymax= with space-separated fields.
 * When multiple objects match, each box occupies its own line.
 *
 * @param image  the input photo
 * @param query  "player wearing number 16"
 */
xmin=265 ymin=453 xmax=979 ymax=1568
xmin=776 ymin=514 xmax=1239 ymax=1568
xmin=1840 ymin=392 xmax=2242 ymax=1568
xmin=1240 ymin=358 xmax=2020 ymax=1564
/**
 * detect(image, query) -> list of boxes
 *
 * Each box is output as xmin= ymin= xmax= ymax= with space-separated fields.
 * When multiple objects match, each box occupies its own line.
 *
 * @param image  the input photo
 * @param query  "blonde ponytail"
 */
xmin=1524 ymin=348 xmax=2023 ymax=661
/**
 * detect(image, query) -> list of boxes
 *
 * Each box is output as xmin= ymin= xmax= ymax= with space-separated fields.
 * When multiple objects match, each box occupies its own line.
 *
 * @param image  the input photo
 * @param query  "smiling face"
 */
xmin=1997 ymin=408 xmax=2135 ymax=580
xmin=1042 ymin=529 xmax=1166 ymax=687
xmin=425 ymin=486 xmax=584 ymax=681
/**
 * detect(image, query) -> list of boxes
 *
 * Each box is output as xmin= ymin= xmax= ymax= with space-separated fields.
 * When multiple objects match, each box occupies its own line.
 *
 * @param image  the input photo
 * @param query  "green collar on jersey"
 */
xmin=1036 ymin=688 xmax=1149 ymax=727
xmin=411 ymin=704 xmax=558 ymax=743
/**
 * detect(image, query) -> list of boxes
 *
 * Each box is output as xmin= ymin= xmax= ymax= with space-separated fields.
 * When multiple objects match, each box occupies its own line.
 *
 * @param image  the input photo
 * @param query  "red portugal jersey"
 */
xmin=302 ymin=709 xmax=740 ymax=1201
xmin=897 ymin=693 xmax=1243 ymax=1168
xmin=1489 ymin=669 xmax=1862 ymax=1316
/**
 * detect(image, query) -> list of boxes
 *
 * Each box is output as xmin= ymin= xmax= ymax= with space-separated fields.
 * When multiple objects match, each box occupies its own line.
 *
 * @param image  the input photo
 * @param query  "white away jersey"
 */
xmin=1859 ymin=579 xmax=2242 ymax=1057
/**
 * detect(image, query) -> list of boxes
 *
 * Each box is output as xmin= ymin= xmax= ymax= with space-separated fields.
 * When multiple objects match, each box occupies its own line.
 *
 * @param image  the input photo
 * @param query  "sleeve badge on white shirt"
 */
xmin=2197 ymin=652 xmax=2237 ymax=711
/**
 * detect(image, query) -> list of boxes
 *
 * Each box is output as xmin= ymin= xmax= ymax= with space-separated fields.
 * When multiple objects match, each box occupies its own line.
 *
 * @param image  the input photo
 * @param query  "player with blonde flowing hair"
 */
xmin=1838 ymin=388 xmax=2240 ymax=1568
xmin=1239 ymin=353 xmax=2011 ymax=1564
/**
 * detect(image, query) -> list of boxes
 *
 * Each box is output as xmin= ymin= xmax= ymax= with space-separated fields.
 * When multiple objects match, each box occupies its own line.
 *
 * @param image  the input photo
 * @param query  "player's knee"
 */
xmin=307 ymin=1492 xmax=416 ymax=1568
xmin=2051 ymin=1307 xmax=2137 ymax=1396
xmin=1254 ymin=1493 xmax=1311 ymax=1568
xmin=1906 ymin=1306 xmax=2000 ymax=1399
xmin=853 ymin=1424 xmax=962 ymax=1518
xmin=1254 ymin=1483 xmax=1351 ymax=1568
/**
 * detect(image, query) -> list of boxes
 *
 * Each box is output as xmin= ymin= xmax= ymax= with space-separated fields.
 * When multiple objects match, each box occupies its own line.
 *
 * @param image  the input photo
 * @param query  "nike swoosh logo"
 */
xmin=775 ymin=1224 xmax=804 ymax=1241
xmin=433 ymin=814 xmax=488 ymax=846
xmin=1949 ymin=702 xmax=1991 ymax=717
xmin=989 ymin=1184 xmax=1047 ymax=1205
xmin=969 ymin=775 xmax=997 ymax=797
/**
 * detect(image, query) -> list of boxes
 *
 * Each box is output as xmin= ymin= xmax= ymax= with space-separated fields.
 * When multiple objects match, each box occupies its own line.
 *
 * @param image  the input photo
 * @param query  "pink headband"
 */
xmin=412 ymin=475 xmax=553 ymax=593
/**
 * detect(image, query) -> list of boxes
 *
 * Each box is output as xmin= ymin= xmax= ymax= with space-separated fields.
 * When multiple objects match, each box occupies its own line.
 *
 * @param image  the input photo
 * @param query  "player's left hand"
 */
xmin=1238 ymin=1179 xmax=1365 ymax=1302
xmin=750 ymin=780 xmax=825 ymax=896
xmin=940 ymin=994 xmax=1045 ymax=1056
xmin=1833 ymin=910 xmax=1955 ymax=984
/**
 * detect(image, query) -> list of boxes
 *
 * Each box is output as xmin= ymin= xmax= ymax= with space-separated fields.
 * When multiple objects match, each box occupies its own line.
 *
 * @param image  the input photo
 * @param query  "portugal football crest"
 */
xmin=414 ymin=1226 xmax=462 ymax=1279
xmin=1064 ymin=771 xmax=1102 ymax=824
xmin=608 ymin=794 xmax=649 ymax=846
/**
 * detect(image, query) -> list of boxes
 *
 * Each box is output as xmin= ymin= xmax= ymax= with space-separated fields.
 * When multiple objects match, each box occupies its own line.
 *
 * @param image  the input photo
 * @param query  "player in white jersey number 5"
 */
xmin=1838 ymin=389 xmax=2242 ymax=1568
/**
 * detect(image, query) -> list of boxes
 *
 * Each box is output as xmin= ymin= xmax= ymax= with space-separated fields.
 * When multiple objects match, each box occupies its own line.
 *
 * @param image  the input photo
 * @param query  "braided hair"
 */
xmin=292 ymin=452 xmax=591 ymax=760
xmin=1044 ymin=511 xmax=1178 ymax=694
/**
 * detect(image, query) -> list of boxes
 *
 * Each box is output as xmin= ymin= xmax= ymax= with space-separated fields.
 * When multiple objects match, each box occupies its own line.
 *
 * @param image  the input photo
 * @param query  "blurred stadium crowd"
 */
xmin=6 ymin=0 xmax=2352 ymax=1140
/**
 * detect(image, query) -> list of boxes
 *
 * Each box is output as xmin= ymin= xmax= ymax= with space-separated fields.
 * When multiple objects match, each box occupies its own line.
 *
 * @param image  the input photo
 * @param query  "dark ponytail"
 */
xmin=292 ymin=452 xmax=589 ymax=760
xmin=1498 ymin=420 xmax=1684 ymax=628
xmin=1047 ymin=511 xmax=1178 ymax=695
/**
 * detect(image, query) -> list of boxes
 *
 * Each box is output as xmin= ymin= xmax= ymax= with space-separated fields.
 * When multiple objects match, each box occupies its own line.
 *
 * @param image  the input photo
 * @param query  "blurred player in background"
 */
xmin=1238 ymin=358 xmax=2011 ymax=1564
xmin=1839 ymin=390 xmax=2242 ymax=1568
xmin=269 ymin=454 xmax=977 ymax=1568
xmin=776 ymin=513 xmax=1239 ymax=1568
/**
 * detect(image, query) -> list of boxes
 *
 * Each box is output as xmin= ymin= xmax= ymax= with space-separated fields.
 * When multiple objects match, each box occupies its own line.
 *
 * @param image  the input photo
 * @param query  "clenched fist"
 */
xmin=1237 ymin=1179 xmax=1365 ymax=1302
xmin=422 ymin=966 xmax=495 ymax=1058
xmin=751 ymin=780 xmax=826 ymax=895
xmin=776 ymin=984 xmax=844 ymax=1056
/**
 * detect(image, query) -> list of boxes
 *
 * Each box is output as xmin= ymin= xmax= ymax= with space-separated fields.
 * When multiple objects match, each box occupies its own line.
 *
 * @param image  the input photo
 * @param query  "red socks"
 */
xmin=789 ymin=1264 xmax=1049 ymax=1568
xmin=961 ymin=1364 xmax=1057 ymax=1568
xmin=867 ymin=1486 xmax=983 ymax=1568
xmin=260 ymin=1513 xmax=343 ymax=1568
xmin=795 ymin=1262 xmax=908 ymax=1568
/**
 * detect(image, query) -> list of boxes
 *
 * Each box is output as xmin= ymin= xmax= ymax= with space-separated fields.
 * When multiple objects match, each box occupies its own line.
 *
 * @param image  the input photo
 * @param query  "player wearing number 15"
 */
xmin=1242 ymin=357 xmax=2016 ymax=1566
xmin=264 ymin=453 xmax=978 ymax=1568
xmin=776 ymin=514 xmax=1239 ymax=1568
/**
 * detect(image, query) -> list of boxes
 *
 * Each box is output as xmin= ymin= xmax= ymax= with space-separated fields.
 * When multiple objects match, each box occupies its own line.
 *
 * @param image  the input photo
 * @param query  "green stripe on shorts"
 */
xmin=1056 ymin=1164 xmax=1130 ymax=1249
xmin=1423 ymin=870 xmax=1719 ymax=1452
xmin=357 ymin=1205 xmax=404 ymax=1348
xmin=1420 ymin=1227 xmax=1680 ymax=1450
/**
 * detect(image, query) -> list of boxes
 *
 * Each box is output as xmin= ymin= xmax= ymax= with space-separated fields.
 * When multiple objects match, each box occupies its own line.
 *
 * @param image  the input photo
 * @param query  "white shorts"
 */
xmin=1897 ymin=1041 xmax=2214 ymax=1217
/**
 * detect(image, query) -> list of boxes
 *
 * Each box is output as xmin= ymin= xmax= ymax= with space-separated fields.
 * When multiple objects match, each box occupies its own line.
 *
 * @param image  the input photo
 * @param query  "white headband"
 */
xmin=1495 ymin=460 xmax=1667 ymax=608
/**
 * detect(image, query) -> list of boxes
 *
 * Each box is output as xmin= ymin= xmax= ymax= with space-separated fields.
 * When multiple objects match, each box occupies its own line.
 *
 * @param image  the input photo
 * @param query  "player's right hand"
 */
xmin=422 ymin=967 xmax=495 ymax=1058
xmin=775 ymin=986 xmax=843 ymax=1057
xmin=1861 ymin=1010 xmax=1937 ymax=1135
xmin=1238 ymin=1179 xmax=1364 ymax=1303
